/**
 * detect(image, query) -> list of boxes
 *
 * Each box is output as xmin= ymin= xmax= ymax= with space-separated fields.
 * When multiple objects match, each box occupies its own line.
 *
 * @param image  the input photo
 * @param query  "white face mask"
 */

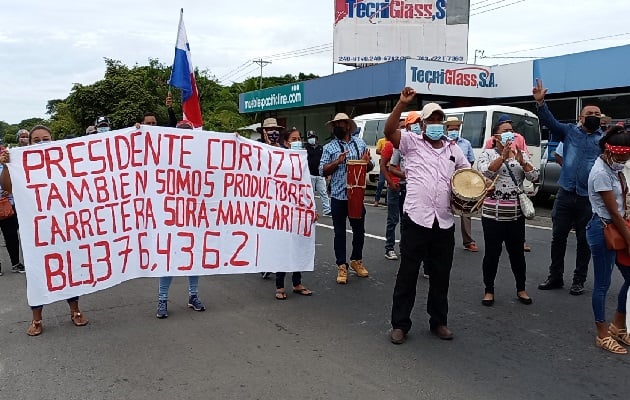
xmin=97 ymin=126 xmax=110 ymax=133
xmin=307 ymin=138 xmax=316 ymax=145
xmin=290 ymin=141 xmax=303 ymax=150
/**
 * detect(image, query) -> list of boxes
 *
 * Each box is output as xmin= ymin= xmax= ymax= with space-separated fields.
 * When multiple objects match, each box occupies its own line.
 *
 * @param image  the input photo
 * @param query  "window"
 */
xmin=362 ymin=119 xmax=386 ymax=146
xmin=452 ymin=111 xmax=486 ymax=148
xmin=491 ymin=113 xmax=540 ymax=146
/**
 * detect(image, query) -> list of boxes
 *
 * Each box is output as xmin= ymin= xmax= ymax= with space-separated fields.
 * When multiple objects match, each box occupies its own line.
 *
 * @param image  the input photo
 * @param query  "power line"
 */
xmin=228 ymin=66 xmax=260 ymax=84
xmin=471 ymin=0 xmax=525 ymax=16
xmin=471 ymin=0 xmax=513 ymax=11
xmin=217 ymin=60 xmax=254 ymax=82
xmin=489 ymin=32 xmax=630 ymax=56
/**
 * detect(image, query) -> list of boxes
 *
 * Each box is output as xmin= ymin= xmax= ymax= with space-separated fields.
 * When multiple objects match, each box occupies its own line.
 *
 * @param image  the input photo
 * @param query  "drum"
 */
xmin=347 ymin=160 xmax=368 ymax=219
xmin=451 ymin=168 xmax=487 ymax=216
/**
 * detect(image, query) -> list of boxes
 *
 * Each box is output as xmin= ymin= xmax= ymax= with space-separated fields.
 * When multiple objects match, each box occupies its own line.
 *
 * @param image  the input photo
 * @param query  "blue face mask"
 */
xmin=500 ymin=131 xmax=515 ymax=145
xmin=425 ymin=124 xmax=445 ymax=140
xmin=447 ymin=130 xmax=460 ymax=140
xmin=307 ymin=138 xmax=316 ymax=145
xmin=290 ymin=141 xmax=303 ymax=150
xmin=97 ymin=126 xmax=110 ymax=133
xmin=409 ymin=123 xmax=421 ymax=135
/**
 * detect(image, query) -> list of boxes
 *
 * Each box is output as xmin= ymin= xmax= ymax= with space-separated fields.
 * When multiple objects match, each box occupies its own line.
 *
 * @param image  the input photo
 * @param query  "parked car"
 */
xmin=535 ymin=140 xmax=562 ymax=201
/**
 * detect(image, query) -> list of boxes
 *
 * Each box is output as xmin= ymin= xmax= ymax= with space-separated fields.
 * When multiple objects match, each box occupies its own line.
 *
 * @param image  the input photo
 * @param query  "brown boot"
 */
xmin=349 ymin=260 xmax=369 ymax=277
xmin=336 ymin=264 xmax=348 ymax=284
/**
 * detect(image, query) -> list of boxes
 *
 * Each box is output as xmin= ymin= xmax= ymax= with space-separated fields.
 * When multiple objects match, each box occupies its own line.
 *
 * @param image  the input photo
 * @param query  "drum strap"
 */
xmin=337 ymin=139 xmax=361 ymax=161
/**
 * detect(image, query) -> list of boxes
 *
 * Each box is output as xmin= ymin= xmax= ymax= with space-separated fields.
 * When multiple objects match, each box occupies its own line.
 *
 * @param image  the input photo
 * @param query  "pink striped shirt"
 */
xmin=399 ymin=132 xmax=470 ymax=229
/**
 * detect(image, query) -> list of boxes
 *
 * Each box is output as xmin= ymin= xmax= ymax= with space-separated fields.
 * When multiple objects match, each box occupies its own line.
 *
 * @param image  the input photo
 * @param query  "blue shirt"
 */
xmin=454 ymin=137 xmax=475 ymax=164
xmin=537 ymin=102 xmax=603 ymax=196
xmin=588 ymin=157 xmax=623 ymax=219
xmin=319 ymin=137 xmax=370 ymax=200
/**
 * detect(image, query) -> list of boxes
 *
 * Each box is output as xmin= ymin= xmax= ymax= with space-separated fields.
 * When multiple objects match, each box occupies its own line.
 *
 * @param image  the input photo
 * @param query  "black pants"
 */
xmin=391 ymin=215 xmax=454 ymax=333
xmin=0 ymin=211 xmax=20 ymax=266
xmin=331 ymin=198 xmax=365 ymax=265
xmin=275 ymin=272 xmax=301 ymax=289
xmin=481 ymin=216 xmax=527 ymax=293
xmin=548 ymin=188 xmax=592 ymax=284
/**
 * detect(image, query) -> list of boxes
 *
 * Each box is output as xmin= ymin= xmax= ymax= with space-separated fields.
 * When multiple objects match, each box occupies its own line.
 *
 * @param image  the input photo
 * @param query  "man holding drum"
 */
xmin=319 ymin=113 xmax=374 ymax=285
xmin=385 ymin=88 xmax=470 ymax=344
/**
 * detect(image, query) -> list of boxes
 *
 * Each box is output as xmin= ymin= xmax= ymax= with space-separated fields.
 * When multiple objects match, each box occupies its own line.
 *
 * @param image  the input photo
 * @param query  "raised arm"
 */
xmin=533 ymin=78 xmax=569 ymax=142
xmin=384 ymin=87 xmax=416 ymax=149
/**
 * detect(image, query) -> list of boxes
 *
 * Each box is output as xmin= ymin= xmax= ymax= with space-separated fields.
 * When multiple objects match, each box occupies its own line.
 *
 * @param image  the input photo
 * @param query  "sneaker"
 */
xmin=384 ymin=250 xmax=398 ymax=260
xmin=12 ymin=263 xmax=25 ymax=274
xmin=156 ymin=300 xmax=168 ymax=319
xmin=336 ymin=264 xmax=348 ymax=284
xmin=349 ymin=260 xmax=369 ymax=277
xmin=188 ymin=295 xmax=206 ymax=311
xmin=569 ymin=282 xmax=585 ymax=296
xmin=322 ymin=212 xmax=332 ymax=217
xmin=422 ymin=273 xmax=429 ymax=279
xmin=261 ymin=272 xmax=272 ymax=279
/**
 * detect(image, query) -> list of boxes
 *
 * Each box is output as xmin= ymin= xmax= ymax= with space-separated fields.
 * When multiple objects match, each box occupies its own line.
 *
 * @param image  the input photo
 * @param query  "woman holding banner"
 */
xmin=272 ymin=129 xmax=313 ymax=300
xmin=0 ymin=125 xmax=89 ymax=336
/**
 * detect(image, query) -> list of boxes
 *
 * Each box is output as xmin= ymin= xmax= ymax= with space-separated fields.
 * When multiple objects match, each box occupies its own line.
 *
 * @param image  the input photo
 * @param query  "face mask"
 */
xmin=610 ymin=155 xmax=627 ymax=171
xmin=409 ymin=123 xmax=421 ymax=135
xmin=500 ymin=131 xmax=515 ymax=145
xmin=307 ymin=138 xmax=316 ymax=145
xmin=583 ymin=116 xmax=601 ymax=131
xmin=33 ymin=139 xmax=52 ymax=145
xmin=290 ymin=141 xmax=303 ymax=150
xmin=333 ymin=126 xmax=346 ymax=140
xmin=97 ymin=126 xmax=110 ymax=133
xmin=447 ymin=130 xmax=460 ymax=140
xmin=267 ymin=130 xmax=279 ymax=143
xmin=18 ymin=137 xmax=29 ymax=145
xmin=424 ymin=124 xmax=444 ymax=140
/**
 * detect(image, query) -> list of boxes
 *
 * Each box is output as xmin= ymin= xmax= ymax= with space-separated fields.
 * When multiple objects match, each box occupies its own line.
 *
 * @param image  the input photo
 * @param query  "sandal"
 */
xmin=292 ymin=286 xmax=313 ymax=296
xmin=71 ymin=311 xmax=89 ymax=327
xmin=596 ymin=335 xmax=627 ymax=354
xmin=275 ymin=289 xmax=287 ymax=300
xmin=26 ymin=320 xmax=43 ymax=336
xmin=609 ymin=323 xmax=630 ymax=345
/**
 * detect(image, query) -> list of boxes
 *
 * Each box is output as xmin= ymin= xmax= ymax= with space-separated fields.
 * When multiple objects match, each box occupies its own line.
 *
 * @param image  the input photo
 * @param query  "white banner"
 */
xmin=333 ymin=0 xmax=469 ymax=65
xmin=8 ymin=127 xmax=316 ymax=306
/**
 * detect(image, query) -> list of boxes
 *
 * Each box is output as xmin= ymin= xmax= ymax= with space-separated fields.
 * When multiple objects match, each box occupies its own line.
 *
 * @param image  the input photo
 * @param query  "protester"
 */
xmin=380 ymin=118 xmax=404 ymax=260
xmin=95 ymin=116 xmax=112 ymax=133
xmin=476 ymin=121 xmax=539 ymax=306
xmin=319 ymin=113 xmax=373 ymax=284
xmin=586 ymin=125 xmax=630 ymax=354
xmin=257 ymin=118 xmax=283 ymax=147
xmin=534 ymin=79 xmax=603 ymax=295
xmin=0 ymin=125 xmax=88 ymax=336
xmin=374 ymin=136 xmax=388 ymax=206
xmin=141 ymin=112 xmax=158 ymax=126
xmin=272 ymin=128 xmax=314 ymax=299
xmin=385 ymin=88 xmax=470 ymax=344
xmin=306 ymin=131 xmax=331 ymax=217
xmin=446 ymin=116 xmax=478 ymax=252
xmin=0 ymin=160 xmax=23 ymax=274
xmin=156 ymin=120 xmax=205 ymax=318
xmin=16 ymin=129 xmax=29 ymax=147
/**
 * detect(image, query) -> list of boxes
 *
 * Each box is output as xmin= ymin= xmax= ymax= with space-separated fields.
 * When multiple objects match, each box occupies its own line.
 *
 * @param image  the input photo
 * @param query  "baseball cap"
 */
xmin=420 ymin=103 xmax=445 ymax=121
xmin=95 ymin=116 xmax=110 ymax=127
xmin=404 ymin=111 xmax=421 ymax=125
xmin=307 ymin=131 xmax=317 ymax=138
xmin=496 ymin=114 xmax=512 ymax=125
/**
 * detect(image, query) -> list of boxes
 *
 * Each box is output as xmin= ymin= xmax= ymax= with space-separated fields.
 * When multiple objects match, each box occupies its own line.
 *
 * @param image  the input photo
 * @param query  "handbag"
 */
xmin=603 ymin=171 xmax=630 ymax=250
xmin=504 ymin=161 xmax=535 ymax=220
xmin=0 ymin=195 xmax=14 ymax=220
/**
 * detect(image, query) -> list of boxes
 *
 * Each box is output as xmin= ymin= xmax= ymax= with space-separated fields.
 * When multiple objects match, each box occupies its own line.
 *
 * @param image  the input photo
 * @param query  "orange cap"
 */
xmin=404 ymin=111 xmax=421 ymax=126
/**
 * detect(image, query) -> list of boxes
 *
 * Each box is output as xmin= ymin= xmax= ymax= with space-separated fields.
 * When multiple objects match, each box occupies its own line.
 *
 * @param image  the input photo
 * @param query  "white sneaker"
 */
xmin=384 ymin=250 xmax=398 ymax=260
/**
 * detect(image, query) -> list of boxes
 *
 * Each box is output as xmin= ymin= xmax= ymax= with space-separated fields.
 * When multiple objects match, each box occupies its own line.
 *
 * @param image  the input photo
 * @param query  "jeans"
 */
xmin=385 ymin=188 xmax=401 ymax=252
xmin=158 ymin=276 xmax=199 ymax=301
xmin=331 ymin=198 xmax=365 ymax=266
xmin=391 ymin=215 xmax=455 ymax=332
xmin=0 ymin=210 xmax=21 ymax=266
xmin=586 ymin=216 xmax=630 ymax=322
xmin=310 ymin=175 xmax=331 ymax=214
xmin=276 ymin=272 xmax=302 ymax=289
xmin=374 ymin=172 xmax=386 ymax=203
xmin=481 ymin=217 xmax=527 ymax=293
xmin=548 ymin=188 xmax=592 ymax=284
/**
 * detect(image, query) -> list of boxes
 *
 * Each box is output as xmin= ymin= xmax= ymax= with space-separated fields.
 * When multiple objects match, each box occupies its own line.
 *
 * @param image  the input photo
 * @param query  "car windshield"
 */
xmin=362 ymin=119 xmax=386 ymax=146
xmin=492 ymin=112 xmax=541 ymax=146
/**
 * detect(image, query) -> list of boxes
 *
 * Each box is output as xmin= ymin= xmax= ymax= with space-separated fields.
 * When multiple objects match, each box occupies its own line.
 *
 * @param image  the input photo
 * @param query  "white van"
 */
xmin=354 ymin=106 xmax=542 ymax=193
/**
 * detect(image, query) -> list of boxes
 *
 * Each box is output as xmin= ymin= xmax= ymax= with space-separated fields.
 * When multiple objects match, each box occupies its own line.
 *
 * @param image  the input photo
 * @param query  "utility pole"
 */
xmin=253 ymin=59 xmax=272 ymax=90
xmin=474 ymin=49 xmax=485 ymax=64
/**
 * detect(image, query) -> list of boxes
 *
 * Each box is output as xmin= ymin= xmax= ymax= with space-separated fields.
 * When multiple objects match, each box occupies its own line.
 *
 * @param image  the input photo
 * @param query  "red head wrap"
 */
xmin=605 ymin=143 xmax=630 ymax=155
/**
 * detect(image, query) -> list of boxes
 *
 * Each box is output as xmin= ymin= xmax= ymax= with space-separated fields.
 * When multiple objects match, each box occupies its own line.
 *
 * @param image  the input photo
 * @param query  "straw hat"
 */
xmin=256 ymin=117 xmax=284 ymax=132
xmin=445 ymin=116 xmax=463 ymax=126
xmin=325 ymin=113 xmax=357 ymax=132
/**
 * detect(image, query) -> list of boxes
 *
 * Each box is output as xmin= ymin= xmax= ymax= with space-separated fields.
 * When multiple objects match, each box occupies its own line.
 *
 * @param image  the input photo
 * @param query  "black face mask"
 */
xmin=333 ymin=126 xmax=346 ymax=140
xmin=583 ymin=116 xmax=601 ymax=132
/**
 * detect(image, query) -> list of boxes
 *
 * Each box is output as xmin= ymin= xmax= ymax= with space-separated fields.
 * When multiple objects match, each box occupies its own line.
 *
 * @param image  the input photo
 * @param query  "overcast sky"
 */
xmin=2 ymin=0 xmax=630 ymax=124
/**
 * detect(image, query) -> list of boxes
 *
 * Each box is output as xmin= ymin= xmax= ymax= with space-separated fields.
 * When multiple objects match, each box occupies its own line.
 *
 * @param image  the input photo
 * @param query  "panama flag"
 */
xmin=169 ymin=9 xmax=203 ymax=128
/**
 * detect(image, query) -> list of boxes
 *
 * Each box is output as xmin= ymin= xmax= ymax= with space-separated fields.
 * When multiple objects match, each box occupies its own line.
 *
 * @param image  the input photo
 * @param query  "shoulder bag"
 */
xmin=0 ymin=195 xmax=14 ymax=220
xmin=504 ymin=161 xmax=535 ymax=220
xmin=603 ymin=171 xmax=630 ymax=250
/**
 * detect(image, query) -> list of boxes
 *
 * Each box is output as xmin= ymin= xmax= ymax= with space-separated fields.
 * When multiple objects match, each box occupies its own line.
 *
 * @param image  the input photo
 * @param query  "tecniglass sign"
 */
xmin=333 ymin=0 xmax=469 ymax=65
xmin=241 ymin=83 xmax=304 ymax=113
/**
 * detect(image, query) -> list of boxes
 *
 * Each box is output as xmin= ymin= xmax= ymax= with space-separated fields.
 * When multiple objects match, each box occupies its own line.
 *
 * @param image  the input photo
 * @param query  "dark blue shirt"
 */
xmin=537 ymin=102 xmax=603 ymax=196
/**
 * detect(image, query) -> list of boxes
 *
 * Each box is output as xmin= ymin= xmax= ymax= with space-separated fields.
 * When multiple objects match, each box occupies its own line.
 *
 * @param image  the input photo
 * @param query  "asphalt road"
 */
xmin=0 ymin=200 xmax=628 ymax=400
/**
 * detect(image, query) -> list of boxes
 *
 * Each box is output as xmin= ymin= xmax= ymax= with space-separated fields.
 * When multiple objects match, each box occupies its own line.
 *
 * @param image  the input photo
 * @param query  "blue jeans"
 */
xmin=385 ymin=188 xmax=401 ymax=251
xmin=331 ymin=198 xmax=365 ymax=265
xmin=158 ymin=276 xmax=199 ymax=301
xmin=374 ymin=172 xmax=386 ymax=203
xmin=310 ymin=175 xmax=331 ymax=214
xmin=586 ymin=216 xmax=630 ymax=322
